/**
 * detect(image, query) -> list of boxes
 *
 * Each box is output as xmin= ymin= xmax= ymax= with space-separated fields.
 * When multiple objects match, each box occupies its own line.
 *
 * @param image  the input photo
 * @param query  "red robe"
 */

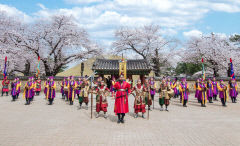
xmin=114 ymin=81 xmax=131 ymax=114
xmin=2 ymin=80 xmax=10 ymax=92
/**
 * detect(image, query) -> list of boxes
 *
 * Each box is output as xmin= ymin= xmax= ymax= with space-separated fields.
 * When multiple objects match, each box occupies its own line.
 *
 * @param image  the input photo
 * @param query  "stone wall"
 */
xmin=1 ymin=79 xmax=240 ymax=93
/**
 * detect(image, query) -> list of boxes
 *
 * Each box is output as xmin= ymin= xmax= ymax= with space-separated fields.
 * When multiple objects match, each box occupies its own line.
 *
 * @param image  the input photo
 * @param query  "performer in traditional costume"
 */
xmin=11 ymin=78 xmax=18 ymax=101
xmin=132 ymin=79 xmax=146 ymax=118
xmin=79 ymin=78 xmax=89 ymax=108
xmin=206 ymin=78 xmax=213 ymax=103
xmin=46 ymin=77 xmax=56 ymax=105
xmin=60 ymin=77 xmax=66 ymax=99
xmin=94 ymin=81 xmax=110 ymax=118
xmin=218 ymin=80 xmax=228 ymax=106
xmin=2 ymin=76 xmax=10 ymax=96
xmin=194 ymin=79 xmax=200 ymax=103
xmin=114 ymin=74 xmax=131 ymax=124
xmin=110 ymin=77 xmax=116 ymax=97
xmin=35 ymin=77 xmax=41 ymax=96
xmin=76 ymin=77 xmax=83 ymax=100
xmin=212 ymin=77 xmax=218 ymax=101
xmin=179 ymin=78 xmax=189 ymax=107
xmin=229 ymin=79 xmax=238 ymax=103
xmin=159 ymin=78 xmax=172 ymax=111
xmin=16 ymin=78 xmax=21 ymax=99
xmin=198 ymin=79 xmax=207 ymax=107
xmin=144 ymin=78 xmax=152 ymax=110
xmin=23 ymin=77 xmax=33 ymax=105
xmin=64 ymin=77 xmax=70 ymax=101
xmin=68 ymin=76 xmax=76 ymax=105
xmin=171 ymin=77 xmax=180 ymax=98
xmin=44 ymin=78 xmax=50 ymax=98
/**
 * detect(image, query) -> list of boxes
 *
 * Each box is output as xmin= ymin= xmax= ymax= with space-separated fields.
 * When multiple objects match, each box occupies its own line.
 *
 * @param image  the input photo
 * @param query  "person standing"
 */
xmin=229 ymin=79 xmax=238 ymax=103
xmin=16 ymin=78 xmax=21 ymax=99
xmin=76 ymin=77 xmax=83 ymax=101
xmin=159 ymin=78 xmax=172 ymax=111
xmin=144 ymin=78 xmax=152 ymax=110
xmin=194 ymin=79 xmax=200 ymax=103
xmin=2 ymin=76 xmax=10 ymax=96
xmin=68 ymin=76 xmax=76 ymax=105
xmin=46 ymin=77 xmax=56 ymax=105
xmin=79 ymin=78 xmax=90 ymax=108
xmin=23 ymin=77 xmax=33 ymax=105
xmin=171 ymin=78 xmax=180 ymax=98
xmin=179 ymin=79 xmax=189 ymax=107
xmin=11 ymin=78 xmax=18 ymax=101
xmin=35 ymin=77 xmax=41 ymax=96
xmin=94 ymin=81 xmax=110 ymax=118
xmin=132 ymin=79 xmax=146 ymax=118
xmin=198 ymin=79 xmax=207 ymax=107
xmin=60 ymin=77 xmax=66 ymax=99
xmin=114 ymin=74 xmax=131 ymax=124
xmin=218 ymin=80 xmax=228 ymax=106
xmin=212 ymin=77 xmax=218 ymax=101
xmin=44 ymin=78 xmax=49 ymax=99
xmin=206 ymin=78 xmax=214 ymax=103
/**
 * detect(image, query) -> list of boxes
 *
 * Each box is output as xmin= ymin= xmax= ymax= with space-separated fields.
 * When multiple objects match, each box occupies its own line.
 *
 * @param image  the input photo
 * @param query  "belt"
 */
xmin=118 ymin=89 xmax=126 ymax=91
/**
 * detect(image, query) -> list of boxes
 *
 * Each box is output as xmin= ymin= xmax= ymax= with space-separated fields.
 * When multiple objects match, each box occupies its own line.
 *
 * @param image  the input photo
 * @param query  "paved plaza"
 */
xmin=0 ymin=93 xmax=240 ymax=146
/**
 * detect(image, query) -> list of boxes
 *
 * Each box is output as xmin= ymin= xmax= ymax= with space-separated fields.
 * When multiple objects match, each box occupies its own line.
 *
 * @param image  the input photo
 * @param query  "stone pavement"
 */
xmin=0 ymin=93 xmax=240 ymax=146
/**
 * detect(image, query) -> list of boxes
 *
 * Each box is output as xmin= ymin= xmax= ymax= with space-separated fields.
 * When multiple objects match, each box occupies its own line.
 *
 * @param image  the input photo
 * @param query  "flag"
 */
xmin=36 ymin=56 xmax=40 ymax=77
xmin=201 ymin=58 xmax=205 ymax=80
xmin=230 ymin=58 xmax=235 ymax=79
xmin=3 ymin=56 xmax=7 ymax=79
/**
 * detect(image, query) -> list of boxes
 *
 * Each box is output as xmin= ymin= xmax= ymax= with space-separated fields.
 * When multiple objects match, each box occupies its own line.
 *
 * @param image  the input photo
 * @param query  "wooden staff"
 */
xmin=91 ymin=88 xmax=93 ymax=119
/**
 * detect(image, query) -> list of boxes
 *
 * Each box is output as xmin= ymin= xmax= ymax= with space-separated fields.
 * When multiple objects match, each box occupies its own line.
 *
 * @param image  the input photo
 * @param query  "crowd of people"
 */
xmin=1 ymin=75 xmax=238 ymax=124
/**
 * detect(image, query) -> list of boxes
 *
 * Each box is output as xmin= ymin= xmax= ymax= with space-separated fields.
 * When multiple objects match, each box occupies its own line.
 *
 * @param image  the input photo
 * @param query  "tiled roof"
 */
xmin=92 ymin=59 xmax=151 ymax=71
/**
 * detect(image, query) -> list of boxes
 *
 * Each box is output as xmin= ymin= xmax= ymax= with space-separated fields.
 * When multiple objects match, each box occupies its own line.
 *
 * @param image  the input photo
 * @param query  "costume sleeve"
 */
xmin=217 ymin=85 xmax=224 ymax=91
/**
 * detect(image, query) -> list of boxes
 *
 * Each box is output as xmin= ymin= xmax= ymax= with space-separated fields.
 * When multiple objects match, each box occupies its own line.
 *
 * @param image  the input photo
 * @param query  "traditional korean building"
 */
xmin=92 ymin=59 xmax=151 ymax=80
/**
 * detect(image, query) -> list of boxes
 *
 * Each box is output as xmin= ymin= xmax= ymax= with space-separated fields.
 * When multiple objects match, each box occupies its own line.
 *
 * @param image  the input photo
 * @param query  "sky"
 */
xmin=0 ymin=0 xmax=240 ymax=49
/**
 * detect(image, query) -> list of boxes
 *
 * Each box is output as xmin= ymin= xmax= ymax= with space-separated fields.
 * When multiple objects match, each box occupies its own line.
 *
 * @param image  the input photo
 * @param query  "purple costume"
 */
xmin=149 ymin=81 xmax=156 ymax=95
xmin=212 ymin=81 xmax=218 ymax=96
xmin=25 ymin=81 xmax=33 ymax=99
xmin=11 ymin=82 xmax=18 ymax=96
xmin=195 ymin=82 xmax=200 ymax=99
xmin=75 ymin=81 xmax=82 ymax=95
xmin=219 ymin=84 xmax=227 ymax=99
xmin=47 ymin=81 xmax=56 ymax=99
xmin=207 ymin=82 xmax=213 ymax=99
xmin=180 ymin=83 xmax=189 ymax=100
xmin=229 ymin=83 xmax=238 ymax=97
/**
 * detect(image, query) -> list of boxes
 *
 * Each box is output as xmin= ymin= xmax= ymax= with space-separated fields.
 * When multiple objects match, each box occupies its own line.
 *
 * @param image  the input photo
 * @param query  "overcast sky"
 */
xmin=0 ymin=0 xmax=240 ymax=49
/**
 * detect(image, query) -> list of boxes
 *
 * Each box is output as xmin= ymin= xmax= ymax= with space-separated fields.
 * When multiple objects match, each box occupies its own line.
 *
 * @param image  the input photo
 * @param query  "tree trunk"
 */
xmin=42 ymin=60 xmax=52 ymax=76
xmin=213 ymin=67 xmax=219 ymax=77
xmin=24 ymin=60 xmax=31 ymax=76
xmin=151 ymin=49 xmax=161 ymax=76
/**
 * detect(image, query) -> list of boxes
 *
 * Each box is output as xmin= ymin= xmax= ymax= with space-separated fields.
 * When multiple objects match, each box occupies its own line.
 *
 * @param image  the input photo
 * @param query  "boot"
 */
xmin=104 ymin=113 xmax=107 ymax=119
xmin=142 ymin=113 xmax=145 ymax=119
xmin=134 ymin=113 xmax=138 ymax=118
xmin=96 ymin=113 xmax=99 ymax=118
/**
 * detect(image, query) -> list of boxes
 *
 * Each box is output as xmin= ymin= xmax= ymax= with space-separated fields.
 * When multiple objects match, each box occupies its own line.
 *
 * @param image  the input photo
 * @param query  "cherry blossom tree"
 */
xmin=0 ymin=11 xmax=37 ymax=76
xmin=6 ymin=15 xmax=100 ymax=76
xmin=112 ymin=25 xmax=178 ymax=76
xmin=181 ymin=33 xmax=239 ymax=77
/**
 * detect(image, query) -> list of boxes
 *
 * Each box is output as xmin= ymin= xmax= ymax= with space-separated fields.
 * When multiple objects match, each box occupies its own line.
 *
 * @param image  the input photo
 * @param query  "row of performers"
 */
xmin=2 ymin=77 xmax=42 ymax=103
xmin=194 ymin=77 xmax=238 ymax=107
